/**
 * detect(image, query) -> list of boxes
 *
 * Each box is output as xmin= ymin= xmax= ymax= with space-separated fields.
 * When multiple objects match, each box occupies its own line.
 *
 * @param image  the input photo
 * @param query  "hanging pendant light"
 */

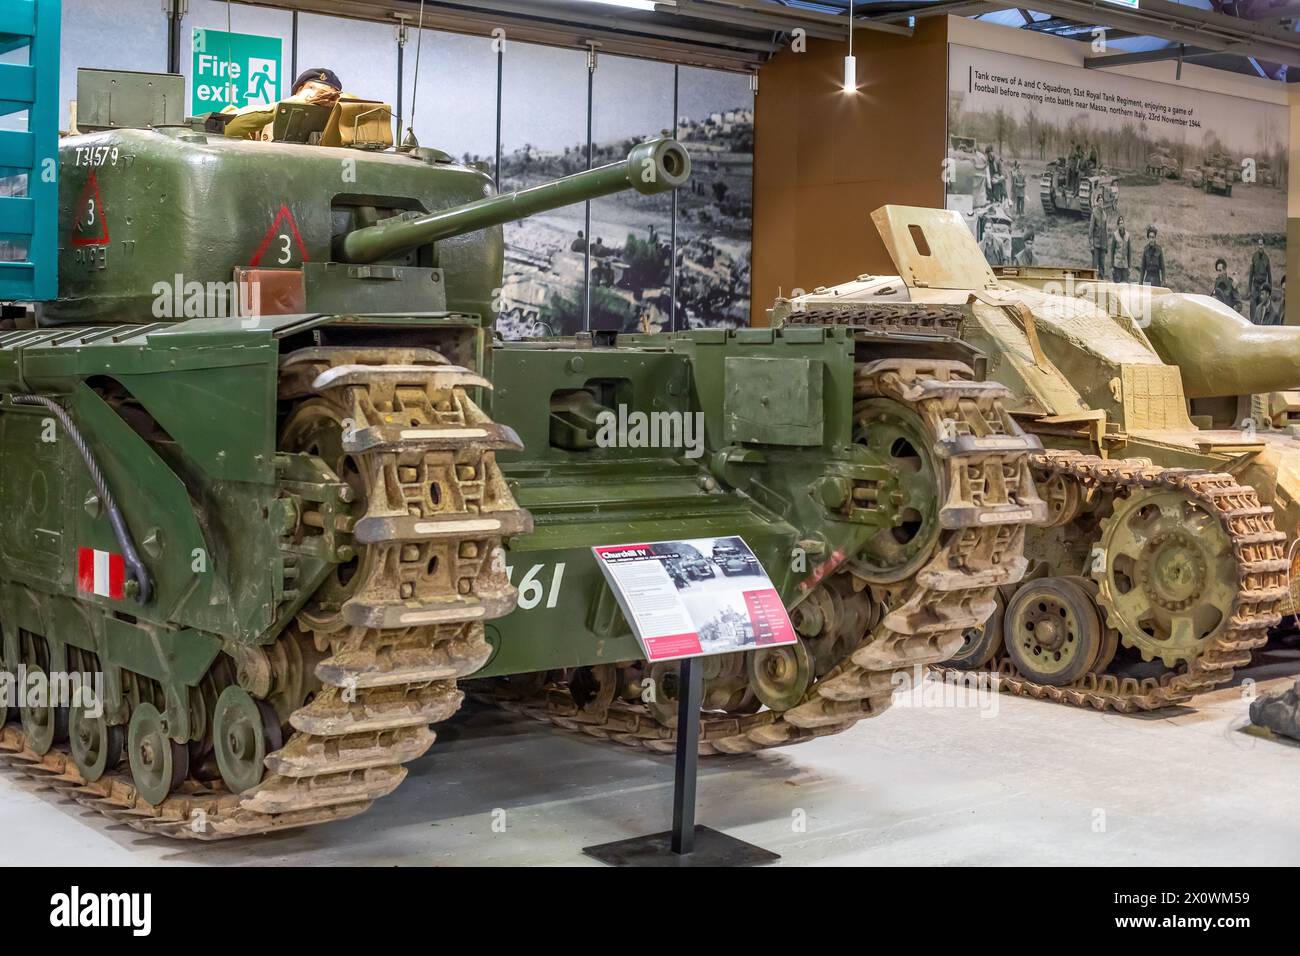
xmin=844 ymin=0 xmax=857 ymax=92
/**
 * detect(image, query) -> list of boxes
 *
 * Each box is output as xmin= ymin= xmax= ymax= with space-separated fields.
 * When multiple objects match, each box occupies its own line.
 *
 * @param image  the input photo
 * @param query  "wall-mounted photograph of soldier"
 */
xmin=946 ymin=44 xmax=1288 ymax=324
xmin=494 ymin=52 xmax=753 ymax=339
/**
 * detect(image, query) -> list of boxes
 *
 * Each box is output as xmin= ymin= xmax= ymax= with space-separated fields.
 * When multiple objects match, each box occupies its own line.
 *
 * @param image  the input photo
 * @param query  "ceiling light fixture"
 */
xmin=844 ymin=0 xmax=857 ymax=92
xmin=579 ymin=0 xmax=661 ymax=10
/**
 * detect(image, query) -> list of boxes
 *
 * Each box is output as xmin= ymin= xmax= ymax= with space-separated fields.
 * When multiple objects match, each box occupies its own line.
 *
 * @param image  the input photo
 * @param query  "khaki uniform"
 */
xmin=1248 ymin=248 xmax=1272 ymax=324
xmin=1139 ymin=240 xmax=1164 ymax=286
xmin=1213 ymin=273 xmax=1241 ymax=312
xmin=1089 ymin=206 xmax=1108 ymax=276
xmin=1109 ymin=228 xmax=1132 ymax=283
xmin=223 ymin=87 xmax=352 ymax=141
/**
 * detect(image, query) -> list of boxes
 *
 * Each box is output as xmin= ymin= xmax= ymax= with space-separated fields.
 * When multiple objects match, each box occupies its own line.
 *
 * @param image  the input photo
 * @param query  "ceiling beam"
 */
xmin=218 ymin=0 xmax=770 ymax=69
xmin=950 ymin=0 xmax=1300 ymax=67
xmin=669 ymin=0 xmax=914 ymax=38
xmin=873 ymin=0 xmax=994 ymax=24
xmin=1021 ymin=15 xmax=1139 ymax=40
xmin=660 ymin=0 xmax=846 ymax=40
xmin=1085 ymin=43 xmax=1219 ymax=68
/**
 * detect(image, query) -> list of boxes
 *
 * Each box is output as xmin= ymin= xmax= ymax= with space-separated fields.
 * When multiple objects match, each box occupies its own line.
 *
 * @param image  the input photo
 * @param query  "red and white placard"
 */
xmin=592 ymin=536 xmax=796 ymax=663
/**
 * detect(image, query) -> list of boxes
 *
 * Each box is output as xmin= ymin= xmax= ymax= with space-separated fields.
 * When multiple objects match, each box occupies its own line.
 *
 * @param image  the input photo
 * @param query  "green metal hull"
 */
xmin=0 ymin=315 xmax=897 ymax=734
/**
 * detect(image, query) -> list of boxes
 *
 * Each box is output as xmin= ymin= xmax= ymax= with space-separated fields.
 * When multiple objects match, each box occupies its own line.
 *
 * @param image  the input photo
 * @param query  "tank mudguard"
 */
xmin=0 ymin=322 xmax=290 ymax=645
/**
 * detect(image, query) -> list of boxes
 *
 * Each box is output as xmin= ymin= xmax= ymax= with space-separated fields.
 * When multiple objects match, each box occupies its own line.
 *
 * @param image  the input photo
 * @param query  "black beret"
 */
xmin=292 ymin=68 xmax=342 ymax=93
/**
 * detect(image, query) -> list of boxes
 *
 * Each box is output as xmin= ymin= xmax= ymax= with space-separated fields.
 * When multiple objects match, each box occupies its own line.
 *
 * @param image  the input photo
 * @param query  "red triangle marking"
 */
xmin=71 ymin=170 xmax=110 ymax=247
xmin=250 ymin=204 xmax=311 ymax=267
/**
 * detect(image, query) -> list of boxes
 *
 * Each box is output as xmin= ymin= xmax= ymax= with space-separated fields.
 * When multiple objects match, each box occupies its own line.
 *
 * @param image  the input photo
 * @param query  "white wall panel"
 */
xmin=59 ymin=0 xmax=167 ymax=130
xmin=399 ymin=27 xmax=496 ymax=166
xmin=297 ymin=12 xmax=398 ymax=121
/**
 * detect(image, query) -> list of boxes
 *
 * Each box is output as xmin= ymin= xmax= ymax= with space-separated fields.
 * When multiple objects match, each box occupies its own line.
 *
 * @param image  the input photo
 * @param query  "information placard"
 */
xmin=592 ymin=536 xmax=796 ymax=662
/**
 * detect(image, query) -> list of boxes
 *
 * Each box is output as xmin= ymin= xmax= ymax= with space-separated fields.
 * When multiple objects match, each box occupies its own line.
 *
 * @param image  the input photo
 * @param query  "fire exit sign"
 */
xmin=191 ymin=28 xmax=283 ymax=115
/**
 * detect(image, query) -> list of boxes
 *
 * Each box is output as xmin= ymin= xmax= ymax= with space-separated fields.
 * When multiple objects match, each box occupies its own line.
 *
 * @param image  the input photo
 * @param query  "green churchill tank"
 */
xmin=0 ymin=74 xmax=1045 ymax=841
xmin=772 ymin=205 xmax=1290 ymax=714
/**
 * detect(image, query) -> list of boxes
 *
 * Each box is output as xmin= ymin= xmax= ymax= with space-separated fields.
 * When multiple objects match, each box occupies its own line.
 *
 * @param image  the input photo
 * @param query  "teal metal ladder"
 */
xmin=0 ymin=0 xmax=59 ymax=301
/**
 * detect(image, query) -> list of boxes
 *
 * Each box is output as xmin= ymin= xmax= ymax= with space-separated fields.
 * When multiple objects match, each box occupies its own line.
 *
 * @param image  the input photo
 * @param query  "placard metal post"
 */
xmin=670 ymin=655 xmax=702 ymax=854
xmin=582 ymin=655 xmax=779 ymax=867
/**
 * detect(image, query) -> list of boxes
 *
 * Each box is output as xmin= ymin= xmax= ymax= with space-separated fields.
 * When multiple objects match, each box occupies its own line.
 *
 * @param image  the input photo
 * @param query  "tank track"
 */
xmin=783 ymin=304 xmax=965 ymax=336
xmin=934 ymin=450 xmax=1289 ymax=712
xmin=0 ymin=349 xmax=529 ymax=839
xmin=482 ymin=358 xmax=1045 ymax=754
xmin=1039 ymin=173 xmax=1055 ymax=216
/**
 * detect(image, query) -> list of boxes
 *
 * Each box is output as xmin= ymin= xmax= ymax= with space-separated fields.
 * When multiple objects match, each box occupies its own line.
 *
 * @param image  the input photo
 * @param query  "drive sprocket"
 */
xmin=1093 ymin=485 xmax=1238 ymax=668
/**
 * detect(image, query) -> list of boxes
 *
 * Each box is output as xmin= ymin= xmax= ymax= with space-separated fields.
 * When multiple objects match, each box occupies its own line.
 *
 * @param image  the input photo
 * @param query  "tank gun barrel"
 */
xmin=1146 ymin=293 xmax=1300 ymax=398
xmin=341 ymin=138 xmax=691 ymax=264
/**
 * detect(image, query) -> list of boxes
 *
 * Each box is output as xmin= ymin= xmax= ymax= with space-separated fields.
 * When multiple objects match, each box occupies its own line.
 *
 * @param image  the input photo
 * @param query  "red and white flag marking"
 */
xmin=77 ymin=547 xmax=125 ymax=600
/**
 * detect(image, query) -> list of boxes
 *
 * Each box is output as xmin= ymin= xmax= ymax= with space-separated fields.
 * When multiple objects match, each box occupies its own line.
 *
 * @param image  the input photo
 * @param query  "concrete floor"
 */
xmin=3 ymin=654 xmax=1300 ymax=866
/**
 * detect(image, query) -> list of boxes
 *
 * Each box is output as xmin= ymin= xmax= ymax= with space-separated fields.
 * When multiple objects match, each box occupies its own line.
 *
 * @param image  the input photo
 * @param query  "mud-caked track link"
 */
xmin=0 ymin=347 xmax=531 ymax=839
xmin=484 ymin=358 xmax=1046 ymax=754
xmin=935 ymin=450 xmax=1289 ymax=712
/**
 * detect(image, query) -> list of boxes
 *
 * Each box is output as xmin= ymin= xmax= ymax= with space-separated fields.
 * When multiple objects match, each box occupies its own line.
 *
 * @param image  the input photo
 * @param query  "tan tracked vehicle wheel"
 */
xmin=949 ymin=589 xmax=1006 ymax=670
xmin=1003 ymin=577 xmax=1104 ymax=686
xmin=1094 ymin=487 xmax=1237 ymax=667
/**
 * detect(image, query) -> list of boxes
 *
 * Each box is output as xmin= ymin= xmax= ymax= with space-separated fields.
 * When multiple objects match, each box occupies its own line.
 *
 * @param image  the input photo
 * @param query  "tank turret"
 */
xmin=42 ymin=126 xmax=688 ymax=326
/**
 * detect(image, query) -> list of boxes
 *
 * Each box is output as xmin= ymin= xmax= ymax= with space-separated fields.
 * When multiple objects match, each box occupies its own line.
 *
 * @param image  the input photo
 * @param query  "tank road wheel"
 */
xmin=850 ymin=399 xmax=942 ymax=583
xmin=791 ymin=580 xmax=874 ymax=677
xmin=1037 ymin=469 xmax=1084 ymax=528
xmin=646 ymin=661 xmax=684 ymax=727
xmin=747 ymin=640 xmax=813 ymax=712
xmin=1063 ymin=575 xmax=1119 ymax=675
xmin=1091 ymin=618 xmax=1120 ymax=675
xmin=1003 ymin=577 xmax=1104 ymax=685
xmin=949 ymin=589 xmax=1006 ymax=671
xmin=18 ymin=632 xmax=68 ymax=756
xmin=213 ymin=687 xmax=283 ymax=795
xmin=68 ymin=704 xmax=124 ymax=782
xmin=127 ymin=703 xmax=189 ymax=806
xmin=1093 ymin=488 xmax=1236 ymax=668
xmin=491 ymin=670 xmax=551 ymax=701
xmin=568 ymin=664 xmax=619 ymax=716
